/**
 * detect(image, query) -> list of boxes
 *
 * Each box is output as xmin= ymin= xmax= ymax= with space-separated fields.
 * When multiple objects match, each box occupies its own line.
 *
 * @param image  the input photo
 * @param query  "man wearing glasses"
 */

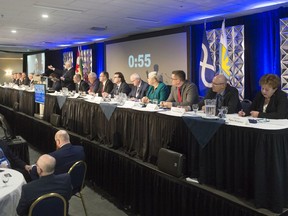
xmin=103 ymin=72 xmax=131 ymax=97
xmin=198 ymin=74 xmax=241 ymax=114
xmin=160 ymin=70 xmax=199 ymax=108
xmin=17 ymin=154 xmax=72 ymax=216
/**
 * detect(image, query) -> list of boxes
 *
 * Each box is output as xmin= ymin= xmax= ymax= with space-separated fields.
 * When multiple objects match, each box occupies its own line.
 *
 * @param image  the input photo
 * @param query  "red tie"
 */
xmin=177 ymin=87 xmax=182 ymax=102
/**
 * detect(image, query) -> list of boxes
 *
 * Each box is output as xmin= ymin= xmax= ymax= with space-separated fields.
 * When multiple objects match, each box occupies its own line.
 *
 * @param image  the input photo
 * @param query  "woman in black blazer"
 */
xmin=239 ymin=74 xmax=288 ymax=119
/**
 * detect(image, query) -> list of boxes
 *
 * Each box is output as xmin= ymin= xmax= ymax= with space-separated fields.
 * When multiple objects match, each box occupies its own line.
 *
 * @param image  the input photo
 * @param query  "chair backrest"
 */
xmin=28 ymin=193 xmax=67 ymax=216
xmin=68 ymin=160 xmax=87 ymax=195
xmin=241 ymin=99 xmax=252 ymax=114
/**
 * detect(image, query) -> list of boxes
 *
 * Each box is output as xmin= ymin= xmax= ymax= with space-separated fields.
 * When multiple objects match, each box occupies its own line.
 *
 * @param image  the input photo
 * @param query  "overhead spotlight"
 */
xmin=42 ymin=14 xmax=49 ymax=18
xmin=11 ymin=30 xmax=17 ymax=33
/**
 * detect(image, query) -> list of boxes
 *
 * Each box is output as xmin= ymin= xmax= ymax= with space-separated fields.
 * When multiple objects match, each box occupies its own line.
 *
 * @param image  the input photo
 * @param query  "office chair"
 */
xmin=241 ymin=99 xmax=252 ymax=114
xmin=28 ymin=193 xmax=67 ymax=216
xmin=68 ymin=160 xmax=88 ymax=216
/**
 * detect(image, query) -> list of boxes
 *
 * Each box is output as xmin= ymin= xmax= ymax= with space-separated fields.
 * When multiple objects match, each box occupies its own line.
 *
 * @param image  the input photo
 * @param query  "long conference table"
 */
xmin=1 ymin=87 xmax=288 ymax=214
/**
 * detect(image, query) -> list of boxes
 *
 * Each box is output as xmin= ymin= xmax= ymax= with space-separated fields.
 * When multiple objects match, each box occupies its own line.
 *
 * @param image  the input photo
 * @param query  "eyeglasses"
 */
xmin=212 ymin=82 xmax=224 ymax=86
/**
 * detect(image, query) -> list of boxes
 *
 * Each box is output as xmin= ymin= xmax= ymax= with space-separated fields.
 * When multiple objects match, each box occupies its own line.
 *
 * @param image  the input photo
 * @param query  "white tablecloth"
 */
xmin=0 ymin=168 xmax=26 ymax=216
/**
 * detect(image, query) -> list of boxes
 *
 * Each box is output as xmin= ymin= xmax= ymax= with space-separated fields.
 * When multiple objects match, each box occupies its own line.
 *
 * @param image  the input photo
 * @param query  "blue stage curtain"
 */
xmin=191 ymin=7 xmax=288 ymax=100
xmin=95 ymin=43 xmax=105 ymax=77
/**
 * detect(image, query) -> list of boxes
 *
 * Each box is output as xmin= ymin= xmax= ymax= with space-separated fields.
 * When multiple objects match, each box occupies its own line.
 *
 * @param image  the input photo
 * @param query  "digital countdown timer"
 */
xmin=128 ymin=54 xmax=151 ymax=68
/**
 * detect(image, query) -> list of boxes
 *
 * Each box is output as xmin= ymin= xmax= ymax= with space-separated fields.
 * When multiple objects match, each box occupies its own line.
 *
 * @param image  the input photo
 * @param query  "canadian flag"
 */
xmin=75 ymin=46 xmax=83 ymax=78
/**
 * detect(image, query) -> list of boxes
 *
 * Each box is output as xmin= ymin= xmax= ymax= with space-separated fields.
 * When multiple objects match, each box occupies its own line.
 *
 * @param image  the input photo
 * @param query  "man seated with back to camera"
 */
xmin=29 ymin=130 xmax=85 ymax=180
xmin=0 ymin=140 xmax=31 ymax=182
xmin=160 ymin=70 xmax=199 ymax=108
xmin=102 ymin=72 xmax=131 ymax=97
xmin=73 ymin=74 xmax=89 ymax=93
xmin=97 ymin=71 xmax=114 ymax=97
xmin=17 ymin=154 xmax=72 ymax=216
xmin=198 ymin=74 xmax=241 ymax=114
xmin=128 ymin=73 xmax=149 ymax=100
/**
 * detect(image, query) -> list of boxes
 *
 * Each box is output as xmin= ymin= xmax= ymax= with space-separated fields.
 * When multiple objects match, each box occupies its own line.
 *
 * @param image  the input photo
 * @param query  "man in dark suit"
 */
xmin=17 ymin=154 xmax=72 ymax=216
xmin=128 ymin=73 xmax=149 ymax=99
xmin=21 ymin=72 xmax=30 ymax=86
xmin=48 ymin=61 xmax=75 ymax=91
xmin=87 ymin=72 xmax=100 ymax=94
xmin=73 ymin=74 xmax=89 ymax=93
xmin=0 ymin=140 xmax=31 ymax=181
xmin=28 ymin=73 xmax=34 ymax=86
xmin=104 ymin=72 xmax=131 ymax=97
xmin=198 ymin=74 xmax=241 ymax=114
xmin=161 ymin=70 xmax=198 ymax=108
xmin=30 ymin=130 xmax=85 ymax=179
xmin=97 ymin=71 xmax=114 ymax=97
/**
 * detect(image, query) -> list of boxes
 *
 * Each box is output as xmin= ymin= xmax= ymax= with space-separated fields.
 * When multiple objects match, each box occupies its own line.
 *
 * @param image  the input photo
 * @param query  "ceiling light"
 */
xmin=125 ymin=17 xmax=159 ymax=23
xmin=42 ymin=14 xmax=49 ymax=18
xmin=58 ymin=44 xmax=70 ymax=47
xmin=33 ymin=4 xmax=83 ymax=13
xmin=92 ymin=38 xmax=106 ymax=41
xmin=11 ymin=30 xmax=17 ymax=33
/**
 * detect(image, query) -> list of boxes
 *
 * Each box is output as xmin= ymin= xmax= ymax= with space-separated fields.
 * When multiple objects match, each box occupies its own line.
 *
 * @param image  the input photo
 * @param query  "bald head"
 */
xmin=37 ymin=154 xmax=56 ymax=176
xmin=55 ymin=130 xmax=70 ymax=149
xmin=212 ymin=74 xmax=227 ymax=93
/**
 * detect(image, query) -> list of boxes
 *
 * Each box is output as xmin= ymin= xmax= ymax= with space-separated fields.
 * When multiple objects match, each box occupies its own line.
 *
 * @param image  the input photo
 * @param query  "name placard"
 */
xmin=94 ymin=96 xmax=103 ymax=104
xmin=226 ymin=116 xmax=249 ymax=125
xmin=146 ymin=103 xmax=158 ymax=111
xmin=171 ymin=107 xmax=186 ymax=115
xmin=122 ymin=101 xmax=136 ymax=108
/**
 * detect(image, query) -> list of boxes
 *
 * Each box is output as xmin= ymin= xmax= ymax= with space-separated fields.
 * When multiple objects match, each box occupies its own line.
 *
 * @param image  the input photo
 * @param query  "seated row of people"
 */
xmin=46 ymin=61 xmax=288 ymax=119
xmin=12 ymin=72 xmax=34 ymax=86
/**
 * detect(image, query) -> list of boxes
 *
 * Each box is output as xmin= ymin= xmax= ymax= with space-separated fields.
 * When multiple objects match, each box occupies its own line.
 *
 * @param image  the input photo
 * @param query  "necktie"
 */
xmin=177 ymin=87 xmax=182 ymax=102
xmin=216 ymin=94 xmax=223 ymax=109
xmin=136 ymin=87 xmax=140 ymax=98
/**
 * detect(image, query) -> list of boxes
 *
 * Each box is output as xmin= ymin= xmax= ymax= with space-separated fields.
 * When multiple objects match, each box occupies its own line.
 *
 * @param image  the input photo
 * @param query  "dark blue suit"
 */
xmin=17 ymin=173 xmax=72 ymax=216
xmin=30 ymin=144 xmax=85 ymax=179
xmin=111 ymin=82 xmax=131 ymax=96
xmin=50 ymin=144 xmax=85 ymax=175
xmin=128 ymin=80 xmax=149 ymax=99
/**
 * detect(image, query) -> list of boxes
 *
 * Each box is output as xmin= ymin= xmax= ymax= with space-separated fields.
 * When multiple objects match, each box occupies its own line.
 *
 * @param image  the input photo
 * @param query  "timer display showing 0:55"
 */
xmin=128 ymin=54 xmax=151 ymax=68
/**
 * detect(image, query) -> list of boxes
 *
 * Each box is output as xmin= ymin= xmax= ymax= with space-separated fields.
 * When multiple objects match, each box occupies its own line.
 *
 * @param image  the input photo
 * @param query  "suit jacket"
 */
xmin=21 ymin=77 xmax=30 ymax=86
xmin=29 ymin=80 xmax=34 ymax=87
xmin=111 ymin=82 xmax=131 ymax=96
xmin=76 ymin=80 xmax=89 ymax=93
xmin=30 ymin=144 xmax=85 ymax=180
xmin=249 ymin=89 xmax=288 ymax=119
xmin=198 ymin=84 xmax=241 ymax=114
xmin=88 ymin=79 xmax=100 ymax=93
xmin=97 ymin=79 xmax=114 ymax=96
xmin=128 ymin=80 xmax=149 ymax=99
xmin=55 ymin=68 xmax=75 ymax=91
xmin=0 ymin=140 xmax=26 ymax=169
xmin=50 ymin=144 xmax=85 ymax=175
xmin=166 ymin=81 xmax=199 ymax=107
xmin=16 ymin=173 xmax=72 ymax=216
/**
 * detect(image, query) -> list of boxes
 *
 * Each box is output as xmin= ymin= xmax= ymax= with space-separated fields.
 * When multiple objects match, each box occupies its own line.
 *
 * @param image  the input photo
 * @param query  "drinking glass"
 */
xmin=222 ymin=106 xmax=228 ymax=118
xmin=152 ymin=99 xmax=158 ymax=105
xmin=192 ymin=104 xmax=199 ymax=115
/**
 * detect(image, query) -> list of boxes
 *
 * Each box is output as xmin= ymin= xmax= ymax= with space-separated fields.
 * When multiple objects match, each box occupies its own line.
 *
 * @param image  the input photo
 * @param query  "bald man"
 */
xmin=30 ymin=130 xmax=85 ymax=180
xmin=198 ymin=74 xmax=241 ymax=114
xmin=17 ymin=154 xmax=72 ymax=216
xmin=48 ymin=61 xmax=75 ymax=91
